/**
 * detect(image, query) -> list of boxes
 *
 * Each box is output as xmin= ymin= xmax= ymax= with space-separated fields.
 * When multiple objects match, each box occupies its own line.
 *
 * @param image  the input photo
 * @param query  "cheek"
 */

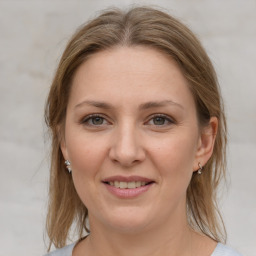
xmin=69 ymin=144 xmax=102 ymax=174
xmin=152 ymin=132 xmax=197 ymax=165
xmin=65 ymin=127 xmax=107 ymax=173
xmin=65 ymin=131 xmax=108 ymax=200
xmin=150 ymin=132 xmax=198 ymax=186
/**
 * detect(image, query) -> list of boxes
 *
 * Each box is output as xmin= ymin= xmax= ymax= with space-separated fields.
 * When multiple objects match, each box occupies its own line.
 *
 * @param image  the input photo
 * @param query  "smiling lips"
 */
xmin=108 ymin=181 xmax=148 ymax=189
xmin=102 ymin=176 xmax=155 ymax=198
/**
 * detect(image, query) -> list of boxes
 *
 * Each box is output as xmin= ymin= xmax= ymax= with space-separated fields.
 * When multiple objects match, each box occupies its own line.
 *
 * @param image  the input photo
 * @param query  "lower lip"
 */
xmin=104 ymin=183 xmax=154 ymax=198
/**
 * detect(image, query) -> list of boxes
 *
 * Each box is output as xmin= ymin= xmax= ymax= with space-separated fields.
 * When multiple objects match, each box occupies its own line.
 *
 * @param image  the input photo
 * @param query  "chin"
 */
xmin=98 ymin=207 xmax=153 ymax=234
xmin=109 ymin=220 xmax=150 ymax=234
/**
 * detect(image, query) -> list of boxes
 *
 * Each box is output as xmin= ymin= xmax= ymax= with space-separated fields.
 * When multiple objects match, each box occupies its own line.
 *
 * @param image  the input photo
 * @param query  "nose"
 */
xmin=109 ymin=123 xmax=146 ymax=167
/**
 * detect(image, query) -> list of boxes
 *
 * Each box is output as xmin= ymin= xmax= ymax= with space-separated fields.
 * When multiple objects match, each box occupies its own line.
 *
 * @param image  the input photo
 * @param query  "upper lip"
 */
xmin=102 ymin=175 xmax=154 ymax=183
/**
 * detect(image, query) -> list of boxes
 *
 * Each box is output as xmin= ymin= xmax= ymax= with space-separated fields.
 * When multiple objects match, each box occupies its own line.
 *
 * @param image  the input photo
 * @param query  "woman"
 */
xmin=44 ymin=6 xmax=242 ymax=256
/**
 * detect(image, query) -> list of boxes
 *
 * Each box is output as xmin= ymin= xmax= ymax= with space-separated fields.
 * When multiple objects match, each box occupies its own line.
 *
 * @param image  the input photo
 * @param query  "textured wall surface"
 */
xmin=0 ymin=1 xmax=255 ymax=255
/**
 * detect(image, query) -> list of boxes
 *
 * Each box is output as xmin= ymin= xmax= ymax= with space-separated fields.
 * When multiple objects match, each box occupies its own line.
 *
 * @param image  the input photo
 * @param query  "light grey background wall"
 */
xmin=0 ymin=1 xmax=255 ymax=255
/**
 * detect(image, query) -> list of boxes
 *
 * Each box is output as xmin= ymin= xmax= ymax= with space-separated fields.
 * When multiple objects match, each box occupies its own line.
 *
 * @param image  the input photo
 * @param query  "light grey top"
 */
xmin=212 ymin=243 xmax=242 ymax=256
xmin=44 ymin=243 xmax=75 ymax=256
xmin=44 ymin=242 xmax=243 ymax=256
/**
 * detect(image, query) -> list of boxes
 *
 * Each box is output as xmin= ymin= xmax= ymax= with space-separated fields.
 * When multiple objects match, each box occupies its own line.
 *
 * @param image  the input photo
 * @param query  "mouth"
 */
xmin=102 ymin=177 xmax=155 ymax=198
xmin=102 ymin=175 xmax=156 ymax=195
xmin=103 ymin=180 xmax=154 ymax=189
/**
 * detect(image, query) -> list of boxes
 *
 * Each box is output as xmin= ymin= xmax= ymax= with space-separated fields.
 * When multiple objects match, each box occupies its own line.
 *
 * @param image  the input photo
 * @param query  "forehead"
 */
xmin=69 ymin=46 xmax=195 ymax=111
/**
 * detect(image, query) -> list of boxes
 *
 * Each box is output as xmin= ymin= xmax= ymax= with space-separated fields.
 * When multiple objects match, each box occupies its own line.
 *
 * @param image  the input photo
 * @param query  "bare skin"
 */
xmin=73 ymin=225 xmax=217 ymax=256
xmin=61 ymin=46 xmax=218 ymax=256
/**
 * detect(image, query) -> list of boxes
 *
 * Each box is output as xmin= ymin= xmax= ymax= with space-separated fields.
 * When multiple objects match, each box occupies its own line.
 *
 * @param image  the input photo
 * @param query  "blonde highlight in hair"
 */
xmin=45 ymin=6 xmax=227 ymax=250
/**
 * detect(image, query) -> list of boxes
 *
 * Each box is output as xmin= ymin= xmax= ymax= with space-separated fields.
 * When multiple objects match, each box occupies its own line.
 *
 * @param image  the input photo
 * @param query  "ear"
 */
xmin=58 ymin=125 xmax=69 ymax=161
xmin=193 ymin=116 xmax=218 ymax=171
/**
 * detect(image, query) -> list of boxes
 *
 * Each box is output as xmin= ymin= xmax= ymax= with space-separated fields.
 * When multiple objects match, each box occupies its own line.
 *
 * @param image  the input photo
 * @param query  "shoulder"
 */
xmin=43 ymin=243 xmax=76 ymax=256
xmin=212 ymin=243 xmax=243 ymax=256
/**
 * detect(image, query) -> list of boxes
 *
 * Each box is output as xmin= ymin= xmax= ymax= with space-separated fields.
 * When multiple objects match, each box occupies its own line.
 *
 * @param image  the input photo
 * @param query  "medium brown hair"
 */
xmin=45 ymin=6 xmax=227 ymax=249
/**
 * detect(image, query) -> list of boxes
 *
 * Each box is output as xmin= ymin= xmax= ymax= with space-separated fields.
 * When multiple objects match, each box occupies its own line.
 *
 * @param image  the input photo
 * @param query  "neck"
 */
xmin=76 ymin=216 xmax=195 ymax=256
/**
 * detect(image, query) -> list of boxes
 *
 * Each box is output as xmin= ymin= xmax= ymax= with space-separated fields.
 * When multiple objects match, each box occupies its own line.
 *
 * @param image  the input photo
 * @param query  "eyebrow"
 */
xmin=74 ymin=100 xmax=184 ymax=110
xmin=75 ymin=100 xmax=112 ymax=109
xmin=139 ymin=100 xmax=184 ymax=110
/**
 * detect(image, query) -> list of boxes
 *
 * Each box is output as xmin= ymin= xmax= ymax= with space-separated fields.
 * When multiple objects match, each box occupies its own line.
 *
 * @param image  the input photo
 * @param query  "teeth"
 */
xmin=108 ymin=181 xmax=149 ymax=189
xmin=128 ymin=182 xmax=136 ymax=189
xmin=120 ymin=181 xmax=127 ymax=189
xmin=135 ymin=181 xmax=141 ymax=187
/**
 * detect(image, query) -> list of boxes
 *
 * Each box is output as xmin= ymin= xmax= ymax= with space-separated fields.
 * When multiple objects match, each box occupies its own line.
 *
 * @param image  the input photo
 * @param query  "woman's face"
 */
xmin=61 ymin=46 xmax=214 ymax=233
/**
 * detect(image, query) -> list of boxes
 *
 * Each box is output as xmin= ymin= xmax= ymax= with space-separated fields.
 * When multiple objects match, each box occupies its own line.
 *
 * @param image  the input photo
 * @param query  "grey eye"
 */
xmin=91 ymin=117 xmax=104 ymax=125
xmin=153 ymin=116 xmax=166 ymax=125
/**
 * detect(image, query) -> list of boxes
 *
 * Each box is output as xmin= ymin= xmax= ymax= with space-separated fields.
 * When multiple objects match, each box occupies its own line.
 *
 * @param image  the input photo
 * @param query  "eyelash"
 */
xmin=80 ymin=114 xmax=175 ymax=127
xmin=147 ymin=114 xmax=175 ymax=126
xmin=81 ymin=114 xmax=109 ymax=126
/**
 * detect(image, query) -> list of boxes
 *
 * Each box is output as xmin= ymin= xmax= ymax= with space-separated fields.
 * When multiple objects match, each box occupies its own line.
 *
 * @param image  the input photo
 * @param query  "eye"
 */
xmin=152 ymin=116 xmax=167 ymax=125
xmin=146 ymin=114 xmax=175 ymax=126
xmin=81 ymin=114 xmax=109 ymax=126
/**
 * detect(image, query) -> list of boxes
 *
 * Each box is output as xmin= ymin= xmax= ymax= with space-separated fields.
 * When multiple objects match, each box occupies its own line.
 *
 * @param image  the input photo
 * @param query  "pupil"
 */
xmin=93 ymin=117 xmax=103 ymax=125
xmin=154 ymin=117 xmax=165 ymax=125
